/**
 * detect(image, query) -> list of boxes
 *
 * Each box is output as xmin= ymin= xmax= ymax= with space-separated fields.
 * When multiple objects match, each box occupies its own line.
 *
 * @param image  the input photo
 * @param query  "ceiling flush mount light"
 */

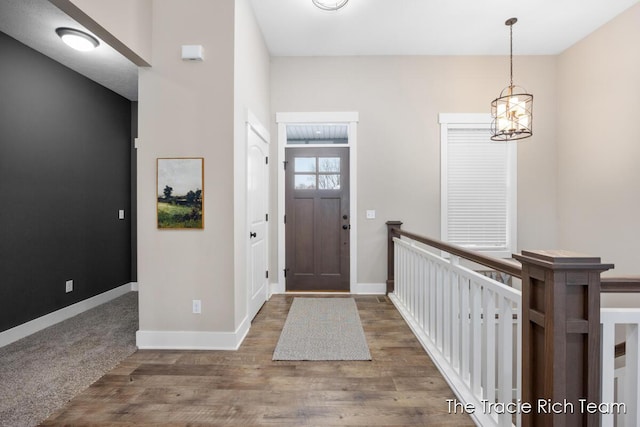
xmin=312 ymin=0 xmax=349 ymax=11
xmin=491 ymin=18 xmax=533 ymax=142
xmin=55 ymin=27 xmax=99 ymax=52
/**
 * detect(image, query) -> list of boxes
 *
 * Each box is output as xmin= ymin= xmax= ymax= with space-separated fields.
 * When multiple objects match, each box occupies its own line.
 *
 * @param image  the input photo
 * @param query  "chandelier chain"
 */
xmin=509 ymin=23 xmax=513 ymax=88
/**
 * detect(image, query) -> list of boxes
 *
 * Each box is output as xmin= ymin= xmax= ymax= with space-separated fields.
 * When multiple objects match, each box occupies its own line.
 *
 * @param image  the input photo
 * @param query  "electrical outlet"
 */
xmin=192 ymin=299 xmax=201 ymax=314
xmin=366 ymin=210 xmax=376 ymax=219
xmin=118 ymin=209 xmax=125 ymax=220
xmin=65 ymin=280 xmax=73 ymax=293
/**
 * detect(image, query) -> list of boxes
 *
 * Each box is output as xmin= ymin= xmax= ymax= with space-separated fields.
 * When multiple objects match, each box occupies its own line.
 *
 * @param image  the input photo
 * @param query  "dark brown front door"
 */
xmin=285 ymin=147 xmax=350 ymax=291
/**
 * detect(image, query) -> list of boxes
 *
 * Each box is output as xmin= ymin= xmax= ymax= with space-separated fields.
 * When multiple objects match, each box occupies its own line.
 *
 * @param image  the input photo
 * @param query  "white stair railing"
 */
xmin=601 ymin=308 xmax=640 ymax=427
xmin=390 ymin=237 xmax=522 ymax=427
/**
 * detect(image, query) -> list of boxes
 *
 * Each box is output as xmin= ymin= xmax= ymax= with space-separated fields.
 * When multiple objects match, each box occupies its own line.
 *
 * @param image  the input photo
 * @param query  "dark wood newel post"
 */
xmin=513 ymin=250 xmax=613 ymax=427
xmin=386 ymin=221 xmax=403 ymax=295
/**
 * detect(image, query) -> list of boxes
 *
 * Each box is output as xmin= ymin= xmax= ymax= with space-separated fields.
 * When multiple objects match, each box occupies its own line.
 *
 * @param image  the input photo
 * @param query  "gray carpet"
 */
xmin=273 ymin=297 xmax=371 ymax=361
xmin=0 ymin=292 xmax=138 ymax=427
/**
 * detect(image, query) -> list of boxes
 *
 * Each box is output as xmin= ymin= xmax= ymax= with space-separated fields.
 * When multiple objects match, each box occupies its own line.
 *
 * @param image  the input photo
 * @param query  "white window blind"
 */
xmin=440 ymin=114 xmax=516 ymax=258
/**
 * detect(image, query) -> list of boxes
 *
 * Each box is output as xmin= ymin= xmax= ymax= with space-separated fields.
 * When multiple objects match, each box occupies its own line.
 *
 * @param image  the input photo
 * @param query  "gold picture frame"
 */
xmin=157 ymin=157 xmax=204 ymax=229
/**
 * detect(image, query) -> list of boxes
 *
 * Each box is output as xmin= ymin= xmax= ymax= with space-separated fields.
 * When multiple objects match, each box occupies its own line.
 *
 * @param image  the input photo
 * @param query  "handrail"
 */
xmin=390 ymin=226 xmax=640 ymax=293
xmin=601 ymin=276 xmax=640 ymax=293
xmin=391 ymin=228 xmax=523 ymax=279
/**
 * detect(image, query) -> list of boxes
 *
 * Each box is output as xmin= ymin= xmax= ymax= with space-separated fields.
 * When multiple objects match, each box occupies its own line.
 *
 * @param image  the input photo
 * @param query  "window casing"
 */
xmin=440 ymin=114 xmax=517 ymax=258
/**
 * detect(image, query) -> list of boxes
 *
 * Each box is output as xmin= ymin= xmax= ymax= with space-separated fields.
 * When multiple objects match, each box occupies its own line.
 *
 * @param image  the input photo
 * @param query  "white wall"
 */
xmin=270 ymin=55 xmax=558 ymax=285
xmin=135 ymin=0 xmax=270 ymax=348
xmin=557 ymin=3 xmax=640 ymax=276
xmin=137 ymin=0 xmax=237 ymax=344
xmin=233 ymin=0 xmax=271 ymax=326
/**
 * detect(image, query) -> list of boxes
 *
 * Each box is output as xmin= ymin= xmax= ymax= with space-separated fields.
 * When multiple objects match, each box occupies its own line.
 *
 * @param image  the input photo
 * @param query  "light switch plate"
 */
xmin=366 ymin=210 xmax=376 ymax=219
xmin=192 ymin=299 xmax=202 ymax=314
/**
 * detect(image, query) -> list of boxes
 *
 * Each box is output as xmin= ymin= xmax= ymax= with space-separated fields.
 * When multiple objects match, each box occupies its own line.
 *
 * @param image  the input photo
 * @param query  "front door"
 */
xmin=285 ymin=147 xmax=350 ymax=291
xmin=247 ymin=124 xmax=269 ymax=320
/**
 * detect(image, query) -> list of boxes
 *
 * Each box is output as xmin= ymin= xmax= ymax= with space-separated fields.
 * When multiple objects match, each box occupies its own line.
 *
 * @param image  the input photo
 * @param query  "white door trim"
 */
xmin=275 ymin=112 xmax=359 ymax=293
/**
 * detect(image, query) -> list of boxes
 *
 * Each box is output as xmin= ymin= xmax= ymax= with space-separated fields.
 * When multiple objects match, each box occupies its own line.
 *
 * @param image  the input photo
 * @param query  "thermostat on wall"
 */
xmin=181 ymin=45 xmax=204 ymax=61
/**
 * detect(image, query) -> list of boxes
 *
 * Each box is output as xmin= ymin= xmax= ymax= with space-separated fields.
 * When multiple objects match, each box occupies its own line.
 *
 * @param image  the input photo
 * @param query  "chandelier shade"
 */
xmin=490 ymin=18 xmax=533 ymax=142
xmin=312 ymin=0 xmax=349 ymax=11
xmin=491 ymin=86 xmax=533 ymax=141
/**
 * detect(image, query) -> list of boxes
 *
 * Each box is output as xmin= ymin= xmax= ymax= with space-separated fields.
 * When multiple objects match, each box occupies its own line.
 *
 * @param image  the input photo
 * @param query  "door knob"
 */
xmin=342 ymin=225 xmax=349 ymax=230
xmin=250 ymin=232 xmax=257 ymax=238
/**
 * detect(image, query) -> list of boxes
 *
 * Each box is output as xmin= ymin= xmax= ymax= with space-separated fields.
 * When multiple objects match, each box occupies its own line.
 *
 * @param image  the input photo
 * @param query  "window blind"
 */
xmin=446 ymin=127 xmax=511 ymax=251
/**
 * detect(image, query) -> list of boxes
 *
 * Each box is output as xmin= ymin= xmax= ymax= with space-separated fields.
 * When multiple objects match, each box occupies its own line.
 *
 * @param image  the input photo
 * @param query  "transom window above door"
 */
xmin=293 ymin=156 xmax=341 ymax=190
xmin=286 ymin=124 xmax=348 ymax=145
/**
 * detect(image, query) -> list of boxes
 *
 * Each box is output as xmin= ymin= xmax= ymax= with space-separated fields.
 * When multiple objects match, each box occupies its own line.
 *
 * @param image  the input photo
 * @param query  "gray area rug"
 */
xmin=0 ymin=292 xmax=138 ymax=427
xmin=273 ymin=297 xmax=371 ymax=361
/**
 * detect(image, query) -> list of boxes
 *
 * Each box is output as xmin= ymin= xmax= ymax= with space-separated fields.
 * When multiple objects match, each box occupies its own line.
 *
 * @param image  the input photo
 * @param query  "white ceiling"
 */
xmin=250 ymin=0 xmax=639 ymax=56
xmin=0 ymin=0 xmax=637 ymax=101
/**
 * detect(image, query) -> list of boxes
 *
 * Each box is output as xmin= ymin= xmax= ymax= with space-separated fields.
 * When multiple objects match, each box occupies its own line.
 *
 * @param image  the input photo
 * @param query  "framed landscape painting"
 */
xmin=157 ymin=158 xmax=204 ymax=229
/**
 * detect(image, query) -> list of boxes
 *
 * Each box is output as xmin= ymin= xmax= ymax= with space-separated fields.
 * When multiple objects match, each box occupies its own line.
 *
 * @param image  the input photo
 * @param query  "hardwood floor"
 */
xmin=41 ymin=295 xmax=474 ymax=426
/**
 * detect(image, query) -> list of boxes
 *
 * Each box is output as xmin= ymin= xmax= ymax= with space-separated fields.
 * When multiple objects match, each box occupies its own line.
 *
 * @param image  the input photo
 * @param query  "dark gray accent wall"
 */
xmin=0 ymin=31 xmax=133 ymax=332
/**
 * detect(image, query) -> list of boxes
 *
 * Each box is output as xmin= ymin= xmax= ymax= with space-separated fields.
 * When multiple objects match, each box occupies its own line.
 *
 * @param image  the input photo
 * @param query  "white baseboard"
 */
xmin=136 ymin=315 xmax=251 ymax=351
xmin=130 ymin=281 xmax=139 ymax=291
xmin=270 ymin=282 xmax=285 ymax=295
xmin=0 ymin=282 xmax=137 ymax=348
xmin=269 ymin=282 xmax=386 ymax=295
xmin=352 ymin=283 xmax=386 ymax=295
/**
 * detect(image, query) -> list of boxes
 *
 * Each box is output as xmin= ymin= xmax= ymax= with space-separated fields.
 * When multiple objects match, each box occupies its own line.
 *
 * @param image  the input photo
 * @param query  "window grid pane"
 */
xmin=294 ymin=157 xmax=316 ymax=172
xmin=295 ymin=174 xmax=316 ymax=189
xmin=318 ymin=174 xmax=341 ymax=190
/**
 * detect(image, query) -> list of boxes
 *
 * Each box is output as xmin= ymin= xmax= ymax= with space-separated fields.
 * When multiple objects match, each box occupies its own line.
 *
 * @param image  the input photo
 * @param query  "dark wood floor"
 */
xmin=41 ymin=295 xmax=474 ymax=426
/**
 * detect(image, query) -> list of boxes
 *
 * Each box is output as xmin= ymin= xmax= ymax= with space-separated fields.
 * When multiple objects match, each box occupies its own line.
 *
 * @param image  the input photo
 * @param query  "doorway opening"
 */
xmin=276 ymin=112 xmax=358 ymax=293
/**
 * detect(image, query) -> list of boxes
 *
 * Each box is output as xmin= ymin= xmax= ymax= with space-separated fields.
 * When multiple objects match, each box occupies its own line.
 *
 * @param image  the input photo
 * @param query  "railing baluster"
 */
xmin=444 ymin=260 xmax=452 ymax=360
xmin=451 ymin=256 xmax=461 ymax=371
xmin=624 ymin=323 xmax=639 ymax=426
xmin=407 ymin=244 xmax=414 ymax=316
xmin=437 ymin=263 xmax=444 ymax=353
xmin=430 ymin=259 xmax=436 ymax=340
xmin=498 ymin=296 xmax=513 ymax=427
xmin=418 ymin=253 xmax=426 ymax=330
xmin=394 ymin=242 xmax=400 ymax=300
xmin=461 ymin=275 xmax=470 ymax=382
xmin=471 ymin=279 xmax=483 ymax=397
xmin=484 ymin=288 xmax=497 ymax=408
xmin=515 ymin=300 xmax=522 ymax=427
xmin=415 ymin=249 xmax=420 ymax=318
xmin=601 ymin=319 xmax=615 ymax=427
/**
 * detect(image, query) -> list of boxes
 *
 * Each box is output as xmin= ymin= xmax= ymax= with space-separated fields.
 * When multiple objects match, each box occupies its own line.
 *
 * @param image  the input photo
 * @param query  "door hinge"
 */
xmin=265 ymin=270 xmax=269 ymax=279
xmin=284 ymin=215 xmax=287 ymax=224
xmin=283 ymin=160 xmax=288 ymax=170
xmin=284 ymin=268 xmax=288 ymax=278
xmin=265 ymin=156 xmax=269 ymax=165
xmin=265 ymin=213 xmax=269 ymax=222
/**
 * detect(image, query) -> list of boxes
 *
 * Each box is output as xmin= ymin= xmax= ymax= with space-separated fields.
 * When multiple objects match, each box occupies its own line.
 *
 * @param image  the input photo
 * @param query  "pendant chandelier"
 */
xmin=491 ymin=18 xmax=533 ymax=141
xmin=312 ymin=0 xmax=349 ymax=11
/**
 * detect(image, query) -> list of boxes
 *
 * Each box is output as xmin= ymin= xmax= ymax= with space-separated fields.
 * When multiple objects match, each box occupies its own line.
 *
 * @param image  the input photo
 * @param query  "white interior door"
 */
xmin=247 ymin=119 xmax=269 ymax=321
